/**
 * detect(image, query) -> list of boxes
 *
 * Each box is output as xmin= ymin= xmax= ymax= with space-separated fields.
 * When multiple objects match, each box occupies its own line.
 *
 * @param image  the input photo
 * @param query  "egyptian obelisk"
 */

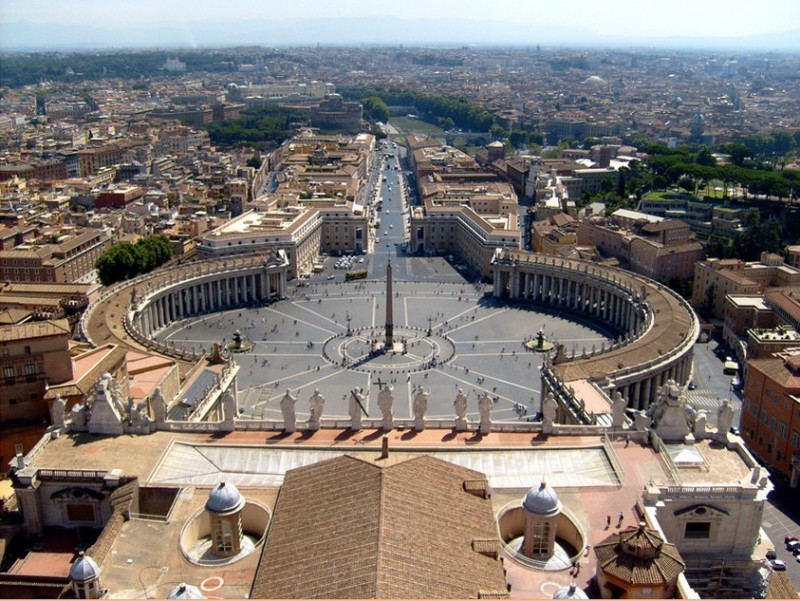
xmin=385 ymin=261 xmax=394 ymax=347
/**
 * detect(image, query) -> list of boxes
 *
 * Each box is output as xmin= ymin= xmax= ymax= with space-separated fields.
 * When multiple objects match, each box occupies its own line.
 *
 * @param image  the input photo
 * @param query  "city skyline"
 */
xmin=2 ymin=0 xmax=800 ymax=50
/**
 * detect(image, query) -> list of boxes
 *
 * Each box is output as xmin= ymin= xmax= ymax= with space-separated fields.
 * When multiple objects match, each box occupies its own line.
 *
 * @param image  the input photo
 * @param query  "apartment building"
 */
xmin=578 ymin=213 xmax=702 ymax=281
xmin=741 ymin=349 xmax=800 ymax=487
xmin=0 ymin=319 xmax=73 ymax=427
xmin=692 ymin=254 xmax=800 ymax=318
xmin=0 ymin=227 xmax=111 ymax=283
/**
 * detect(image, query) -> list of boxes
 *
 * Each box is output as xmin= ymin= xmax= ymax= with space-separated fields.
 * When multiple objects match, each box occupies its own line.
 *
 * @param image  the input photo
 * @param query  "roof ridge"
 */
xmin=375 ymin=462 xmax=388 ymax=598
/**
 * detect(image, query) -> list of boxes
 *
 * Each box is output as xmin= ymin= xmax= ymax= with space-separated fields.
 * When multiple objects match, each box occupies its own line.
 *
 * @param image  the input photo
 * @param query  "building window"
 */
xmin=684 ymin=522 xmax=711 ymax=539
xmin=530 ymin=521 xmax=550 ymax=555
xmin=213 ymin=519 xmax=233 ymax=554
xmin=66 ymin=503 xmax=96 ymax=523
xmin=3 ymin=365 xmax=13 ymax=379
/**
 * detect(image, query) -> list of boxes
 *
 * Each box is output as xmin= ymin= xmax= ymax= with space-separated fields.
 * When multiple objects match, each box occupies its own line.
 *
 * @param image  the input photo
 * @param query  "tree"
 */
xmin=361 ymin=95 xmax=390 ymax=123
xmin=95 ymin=236 xmax=173 ymax=286
xmin=695 ymin=147 xmax=716 ymax=167
xmin=722 ymin=143 xmax=751 ymax=167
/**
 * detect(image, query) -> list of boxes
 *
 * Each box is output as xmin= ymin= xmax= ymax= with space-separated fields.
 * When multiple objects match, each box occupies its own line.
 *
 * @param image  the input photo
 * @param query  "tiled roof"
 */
xmin=594 ymin=525 xmax=684 ymax=586
xmin=0 ymin=318 xmax=70 ymax=342
xmin=251 ymin=455 xmax=508 ymax=599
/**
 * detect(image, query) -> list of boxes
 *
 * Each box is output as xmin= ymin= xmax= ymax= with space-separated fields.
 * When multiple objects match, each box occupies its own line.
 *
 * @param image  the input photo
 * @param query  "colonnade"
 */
xmin=135 ymin=266 xmax=286 ymax=336
xmin=494 ymin=268 xmax=646 ymax=336
xmin=491 ymin=250 xmax=698 ymax=413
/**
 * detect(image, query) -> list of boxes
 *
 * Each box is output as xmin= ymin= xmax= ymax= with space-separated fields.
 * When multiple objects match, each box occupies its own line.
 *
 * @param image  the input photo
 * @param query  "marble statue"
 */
xmin=378 ymin=384 xmax=394 ymax=431
xmin=413 ymin=388 xmax=429 ymax=431
xmin=648 ymin=380 xmax=693 ymax=442
xmin=633 ymin=410 xmax=652 ymax=432
xmin=478 ymin=392 xmax=493 ymax=435
xmin=542 ymin=391 xmax=558 ymax=434
xmin=71 ymin=403 xmax=88 ymax=428
xmin=308 ymin=389 xmax=325 ymax=431
xmin=694 ymin=410 xmax=707 ymax=436
xmin=611 ymin=389 xmax=627 ymax=429
xmin=221 ymin=389 xmax=237 ymax=432
xmin=129 ymin=398 xmax=151 ymax=432
xmin=52 ymin=395 xmax=66 ymax=429
xmin=280 ymin=389 xmax=297 ymax=433
xmin=454 ymin=388 xmax=468 ymax=431
xmin=717 ymin=399 xmax=735 ymax=442
xmin=349 ymin=387 xmax=366 ymax=430
xmin=151 ymin=387 xmax=167 ymax=425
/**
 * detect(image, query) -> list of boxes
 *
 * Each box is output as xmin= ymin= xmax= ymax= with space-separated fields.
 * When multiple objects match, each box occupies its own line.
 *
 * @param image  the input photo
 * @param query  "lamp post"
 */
xmin=427 ymin=315 xmax=433 ymax=336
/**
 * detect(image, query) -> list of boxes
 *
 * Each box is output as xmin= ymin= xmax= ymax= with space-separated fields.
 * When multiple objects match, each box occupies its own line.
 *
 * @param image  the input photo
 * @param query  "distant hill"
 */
xmin=2 ymin=17 xmax=799 ymax=52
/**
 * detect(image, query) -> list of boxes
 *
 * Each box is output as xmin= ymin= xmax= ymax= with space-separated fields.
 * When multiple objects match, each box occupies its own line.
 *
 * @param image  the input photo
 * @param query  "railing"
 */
xmin=15 ymin=426 xmax=60 ymax=469
xmin=602 ymin=433 xmax=625 ymax=486
xmin=37 ymin=468 xmax=108 ymax=480
xmin=658 ymin=485 xmax=757 ymax=500
xmin=649 ymin=430 xmax=680 ymax=485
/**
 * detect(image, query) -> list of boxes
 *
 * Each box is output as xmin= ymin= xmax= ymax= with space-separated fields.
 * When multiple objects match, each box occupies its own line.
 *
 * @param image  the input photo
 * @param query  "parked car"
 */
xmin=769 ymin=559 xmax=787 ymax=571
xmin=766 ymin=548 xmax=777 ymax=560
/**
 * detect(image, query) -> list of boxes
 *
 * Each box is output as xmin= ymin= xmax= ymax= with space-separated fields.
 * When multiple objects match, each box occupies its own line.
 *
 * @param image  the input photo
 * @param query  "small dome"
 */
xmin=205 ymin=481 xmax=245 ymax=514
xmin=553 ymin=583 xmax=589 ymax=599
xmin=523 ymin=482 xmax=562 ymax=517
xmin=583 ymin=75 xmax=607 ymax=86
xmin=68 ymin=552 xmax=100 ymax=582
xmin=168 ymin=583 xmax=205 ymax=599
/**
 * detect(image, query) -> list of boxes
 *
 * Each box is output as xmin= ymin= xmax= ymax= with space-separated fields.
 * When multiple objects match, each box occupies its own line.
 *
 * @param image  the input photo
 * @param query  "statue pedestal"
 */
xmin=479 ymin=420 xmax=491 ymax=435
xmin=455 ymin=418 xmax=468 ymax=432
xmin=414 ymin=418 xmax=424 ymax=432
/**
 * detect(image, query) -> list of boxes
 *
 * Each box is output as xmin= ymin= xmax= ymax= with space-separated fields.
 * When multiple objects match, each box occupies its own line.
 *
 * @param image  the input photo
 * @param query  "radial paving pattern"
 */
xmin=156 ymin=279 xmax=612 ymax=422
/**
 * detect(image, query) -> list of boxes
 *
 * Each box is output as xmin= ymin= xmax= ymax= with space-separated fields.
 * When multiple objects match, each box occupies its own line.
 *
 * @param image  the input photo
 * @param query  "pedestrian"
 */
xmin=617 ymin=511 xmax=624 ymax=527
xmin=606 ymin=514 xmax=611 ymax=528
xmin=624 ymin=434 xmax=630 ymax=447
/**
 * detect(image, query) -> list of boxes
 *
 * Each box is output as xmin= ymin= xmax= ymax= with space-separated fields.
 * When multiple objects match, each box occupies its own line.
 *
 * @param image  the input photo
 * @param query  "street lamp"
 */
xmin=427 ymin=315 xmax=433 ymax=336
xmin=346 ymin=315 xmax=352 ymax=336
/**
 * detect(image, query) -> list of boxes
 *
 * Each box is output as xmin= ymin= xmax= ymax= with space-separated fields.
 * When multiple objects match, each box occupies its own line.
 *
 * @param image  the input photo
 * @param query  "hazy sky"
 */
xmin=2 ymin=0 xmax=799 ymax=38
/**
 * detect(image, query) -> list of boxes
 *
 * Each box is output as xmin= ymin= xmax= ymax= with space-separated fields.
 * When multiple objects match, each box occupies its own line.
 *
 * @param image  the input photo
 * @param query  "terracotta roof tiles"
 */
xmin=251 ymin=455 xmax=508 ymax=599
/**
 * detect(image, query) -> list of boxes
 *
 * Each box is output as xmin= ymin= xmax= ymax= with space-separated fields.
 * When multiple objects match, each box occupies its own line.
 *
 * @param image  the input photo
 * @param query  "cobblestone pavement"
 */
xmin=157 ymin=279 xmax=612 ymax=421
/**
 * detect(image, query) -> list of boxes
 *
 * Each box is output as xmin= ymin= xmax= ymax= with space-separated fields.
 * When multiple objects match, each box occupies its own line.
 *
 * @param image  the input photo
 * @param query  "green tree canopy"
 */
xmin=96 ymin=236 xmax=173 ymax=286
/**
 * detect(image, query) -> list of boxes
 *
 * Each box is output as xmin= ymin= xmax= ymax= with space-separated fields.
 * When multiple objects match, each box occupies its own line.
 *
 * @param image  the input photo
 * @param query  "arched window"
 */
xmin=213 ymin=518 xmax=233 ymax=553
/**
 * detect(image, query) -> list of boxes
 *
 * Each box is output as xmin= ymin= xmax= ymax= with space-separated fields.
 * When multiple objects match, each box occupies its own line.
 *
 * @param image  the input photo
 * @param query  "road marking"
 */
xmin=268 ymin=304 xmax=338 ymax=334
xmin=447 ymin=308 xmax=510 ymax=334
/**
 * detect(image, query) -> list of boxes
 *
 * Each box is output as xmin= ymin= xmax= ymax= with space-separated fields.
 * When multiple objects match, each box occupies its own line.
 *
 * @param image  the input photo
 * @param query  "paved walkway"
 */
xmin=158 ymin=280 xmax=610 ymax=421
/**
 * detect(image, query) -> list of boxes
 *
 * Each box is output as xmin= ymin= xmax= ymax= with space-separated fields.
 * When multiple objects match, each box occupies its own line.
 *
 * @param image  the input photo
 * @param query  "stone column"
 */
xmin=641 ymin=378 xmax=652 ymax=410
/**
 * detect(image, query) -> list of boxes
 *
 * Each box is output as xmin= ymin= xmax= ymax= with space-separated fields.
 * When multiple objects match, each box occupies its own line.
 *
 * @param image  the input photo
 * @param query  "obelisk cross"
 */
xmin=385 ymin=261 xmax=394 ymax=347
